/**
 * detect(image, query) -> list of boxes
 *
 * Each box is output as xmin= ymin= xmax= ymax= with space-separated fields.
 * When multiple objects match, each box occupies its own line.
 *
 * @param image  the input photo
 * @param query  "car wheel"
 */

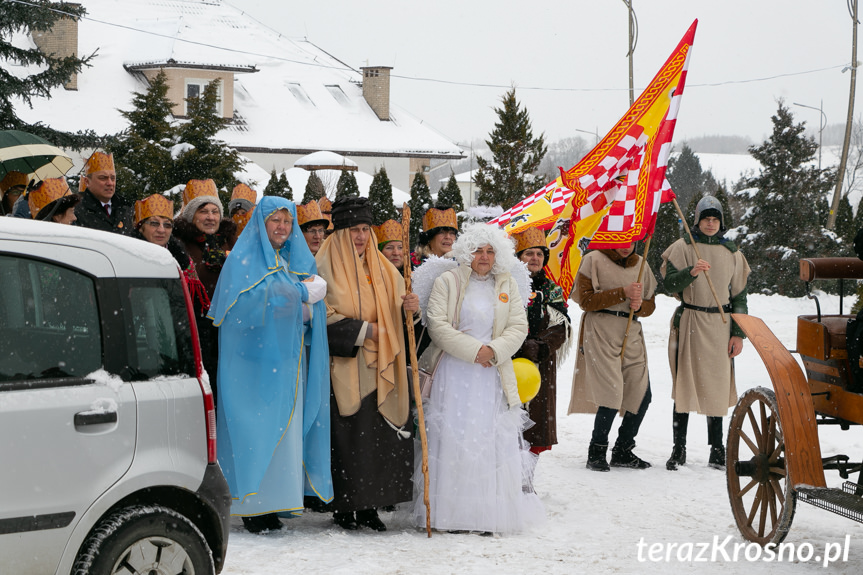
xmin=72 ymin=504 xmax=214 ymax=575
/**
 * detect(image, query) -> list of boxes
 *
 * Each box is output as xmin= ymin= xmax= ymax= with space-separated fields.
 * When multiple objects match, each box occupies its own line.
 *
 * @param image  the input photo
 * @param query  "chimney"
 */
xmin=360 ymin=66 xmax=392 ymax=121
xmin=31 ymin=5 xmax=80 ymax=90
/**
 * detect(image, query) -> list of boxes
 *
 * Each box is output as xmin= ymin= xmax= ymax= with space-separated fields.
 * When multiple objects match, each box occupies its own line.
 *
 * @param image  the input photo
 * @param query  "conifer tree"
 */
xmin=646 ymin=203 xmax=681 ymax=294
xmin=335 ymin=169 xmax=360 ymax=199
xmin=713 ymin=184 xmax=734 ymax=229
xmin=263 ymin=168 xmax=293 ymax=200
xmin=0 ymin=1 xmax=98 ymax=148
xmin=303 ymin=171 xmax=325 ymax=203
xmin=172 ymin=79 xmax=245 ymax=205
xmin=474 ymin=88 xmax=547 ymax=209
xmin=437 ymin=173 xmax=465 ymax=213
xmin=408 ymin=172 xmax=433 ymax=250
xmin=368 ymin=167 xmax=398 ymax=225
xmin=108 ymin=70 xmax=175 ymax=202
xmin=736 ymin=101 xmax=838 ymax=296
xmin=666 ymin=144 xmax=706 ymax=210
xmin=835 ymin=193 xmax=855 ymax=250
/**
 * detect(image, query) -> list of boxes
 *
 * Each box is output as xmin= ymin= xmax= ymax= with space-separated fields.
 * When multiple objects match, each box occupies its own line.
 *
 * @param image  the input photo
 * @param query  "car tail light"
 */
xmin=180 ymin=270 xmax=218 ymax=464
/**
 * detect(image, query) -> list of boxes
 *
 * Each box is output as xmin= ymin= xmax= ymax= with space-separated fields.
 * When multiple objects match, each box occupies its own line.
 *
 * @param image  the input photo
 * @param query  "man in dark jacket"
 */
xmin=74 ymin=151 xmax=134 ymax=234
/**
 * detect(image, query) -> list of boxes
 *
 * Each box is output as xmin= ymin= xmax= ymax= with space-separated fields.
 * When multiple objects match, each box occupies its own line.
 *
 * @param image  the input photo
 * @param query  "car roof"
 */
xmin=0 ymin=218 xmax=180 ymax=279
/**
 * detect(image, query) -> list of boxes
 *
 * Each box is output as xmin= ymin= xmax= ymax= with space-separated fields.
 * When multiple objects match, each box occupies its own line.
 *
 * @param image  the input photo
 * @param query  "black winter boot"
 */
xmin=586 ymin=443 xmax=610 ymax=472
xmin=708 ymin=445 xmax=726 ymax=470
xmin=356 ymin=508 xmax=387 ymax=531
xmin=611 ymin=442 xmax=652 ymax=469
xmin=666 ymin=444 xmax=687 ymax=471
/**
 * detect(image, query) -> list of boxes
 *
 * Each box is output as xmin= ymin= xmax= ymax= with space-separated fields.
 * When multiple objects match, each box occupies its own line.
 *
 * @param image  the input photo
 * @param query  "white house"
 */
xmin=16 ymin=0 xmax=464 ymax=190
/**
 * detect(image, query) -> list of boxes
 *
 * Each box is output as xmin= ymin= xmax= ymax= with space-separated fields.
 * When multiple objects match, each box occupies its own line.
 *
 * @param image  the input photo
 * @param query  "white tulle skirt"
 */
xmin=414 ymin=354 xmax=545 ymax=534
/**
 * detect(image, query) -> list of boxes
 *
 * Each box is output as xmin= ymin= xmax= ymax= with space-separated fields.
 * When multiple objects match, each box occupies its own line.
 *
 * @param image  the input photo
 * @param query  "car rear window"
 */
xmin=0 ymin=254 xmax=101 ymax=382
xmin=119 ymin=278 xmax=196 ymax=381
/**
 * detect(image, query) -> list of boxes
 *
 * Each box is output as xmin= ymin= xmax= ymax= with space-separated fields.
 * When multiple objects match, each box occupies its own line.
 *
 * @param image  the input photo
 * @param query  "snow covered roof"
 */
xmin=294 ymin=151 xmax=358 ymax=170
xmin=13 ymin=0 xmax=464 ymax=160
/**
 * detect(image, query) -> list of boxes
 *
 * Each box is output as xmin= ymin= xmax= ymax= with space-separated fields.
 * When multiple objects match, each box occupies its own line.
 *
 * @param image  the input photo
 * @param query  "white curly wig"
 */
xmin=450 ymin=222 xmax=518 ymax=276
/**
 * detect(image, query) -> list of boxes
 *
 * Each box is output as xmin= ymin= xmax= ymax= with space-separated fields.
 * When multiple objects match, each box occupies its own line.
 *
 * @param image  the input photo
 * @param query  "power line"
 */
xmin=4 ymin=0 xmax=849 ymax=93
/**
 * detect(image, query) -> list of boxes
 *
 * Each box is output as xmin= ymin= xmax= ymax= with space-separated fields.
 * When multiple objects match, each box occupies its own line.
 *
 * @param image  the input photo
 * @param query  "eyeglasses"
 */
xmin=145 ymin=220 xmax=173 ymax=230
xmin=304 ymin=228 xmax=326 ymax=237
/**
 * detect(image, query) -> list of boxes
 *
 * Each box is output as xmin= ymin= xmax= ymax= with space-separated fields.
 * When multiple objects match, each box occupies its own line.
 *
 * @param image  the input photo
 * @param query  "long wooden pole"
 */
xmin=401 ymin=203 xmax=431 ymax=537
xmin=620 ymin=234 xmax=651 ymax=359
xmin=671 ymin=198 xmax=727 ymax=323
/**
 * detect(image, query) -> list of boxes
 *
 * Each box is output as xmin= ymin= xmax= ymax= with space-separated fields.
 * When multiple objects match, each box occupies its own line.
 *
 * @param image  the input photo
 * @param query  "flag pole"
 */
xmin=401 ymin=203 xmax=432 ymax=537
xmin=671 ymin=198 xmax=727 ymax=324
xmin=620 ymin=234 xmax=651 ymax=359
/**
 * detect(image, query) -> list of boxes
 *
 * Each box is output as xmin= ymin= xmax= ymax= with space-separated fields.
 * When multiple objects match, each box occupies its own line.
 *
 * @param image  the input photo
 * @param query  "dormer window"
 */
xmin=185 ymin=78 xmax=223 ymax=116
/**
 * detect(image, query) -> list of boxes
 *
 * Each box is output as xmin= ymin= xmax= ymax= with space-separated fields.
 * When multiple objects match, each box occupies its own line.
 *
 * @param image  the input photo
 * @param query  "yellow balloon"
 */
xmin=513 ymin=357 xmax=541 ymax=403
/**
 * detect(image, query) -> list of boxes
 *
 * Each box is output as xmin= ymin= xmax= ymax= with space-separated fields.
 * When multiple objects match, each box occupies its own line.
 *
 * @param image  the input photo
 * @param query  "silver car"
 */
xmin=0 ymin=219 xmax=230 ymax=574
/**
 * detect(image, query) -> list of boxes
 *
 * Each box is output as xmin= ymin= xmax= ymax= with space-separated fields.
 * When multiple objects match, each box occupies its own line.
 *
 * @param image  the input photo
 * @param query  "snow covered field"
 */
xmin=221 ymin=293 xmax=863 ymax=574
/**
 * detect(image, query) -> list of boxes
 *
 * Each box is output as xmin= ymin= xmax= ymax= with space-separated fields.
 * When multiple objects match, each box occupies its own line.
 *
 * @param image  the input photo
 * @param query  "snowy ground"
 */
xmin=221 ymin=293 xmax=863 ymax=574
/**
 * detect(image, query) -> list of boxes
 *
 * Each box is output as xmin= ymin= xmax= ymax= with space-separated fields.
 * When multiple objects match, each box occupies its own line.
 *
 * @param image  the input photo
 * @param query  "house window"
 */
xmin=326 ymin=85 xmax=350 ymax=107
xmin=184 ymin=79 xmax=223 ymax=116
xmin=286 ymin=82 xmax=315 ymax=107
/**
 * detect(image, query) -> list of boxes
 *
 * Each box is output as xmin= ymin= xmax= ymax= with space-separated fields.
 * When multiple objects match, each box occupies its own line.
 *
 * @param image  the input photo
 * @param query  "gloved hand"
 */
xmin=303 ymin=274 xmax=327 ymax=304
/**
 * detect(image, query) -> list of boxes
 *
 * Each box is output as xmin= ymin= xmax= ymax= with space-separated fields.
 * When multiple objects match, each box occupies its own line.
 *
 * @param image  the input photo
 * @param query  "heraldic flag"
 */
xmin=545 ymin=19 xmax=697 ymax=297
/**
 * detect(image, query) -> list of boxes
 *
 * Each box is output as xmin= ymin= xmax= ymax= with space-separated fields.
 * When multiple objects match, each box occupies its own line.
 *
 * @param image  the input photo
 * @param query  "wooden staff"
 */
xmin=620 ymin=234 xmax=652 ymax=359
xmin=671 ymin=197 xmax=727 ymax=324
xmin=401 ymin=203 xmax=432 ymax=537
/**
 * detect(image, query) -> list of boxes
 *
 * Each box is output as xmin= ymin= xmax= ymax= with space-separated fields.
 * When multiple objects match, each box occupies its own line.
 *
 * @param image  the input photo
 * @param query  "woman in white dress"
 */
xmin=413 ymin=223 xmax=543 ymax=534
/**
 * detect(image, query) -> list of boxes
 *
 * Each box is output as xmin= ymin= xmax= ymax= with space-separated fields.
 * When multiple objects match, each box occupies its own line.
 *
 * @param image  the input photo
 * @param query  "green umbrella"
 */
xmin=0 ymin=130 xmax=74 ymax=182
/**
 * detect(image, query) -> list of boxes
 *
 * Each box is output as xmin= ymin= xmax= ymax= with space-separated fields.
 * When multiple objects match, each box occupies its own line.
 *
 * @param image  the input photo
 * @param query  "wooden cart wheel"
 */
xmin=726 ymin=386 xmax=796 ymax=546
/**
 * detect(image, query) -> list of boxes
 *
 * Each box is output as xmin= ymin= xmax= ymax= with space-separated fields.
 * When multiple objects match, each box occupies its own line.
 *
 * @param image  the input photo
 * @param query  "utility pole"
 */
xmin=622 ymin=0 xmax=637 ymax=106
xmin=829 ymin=0 xmax=859 ymax=230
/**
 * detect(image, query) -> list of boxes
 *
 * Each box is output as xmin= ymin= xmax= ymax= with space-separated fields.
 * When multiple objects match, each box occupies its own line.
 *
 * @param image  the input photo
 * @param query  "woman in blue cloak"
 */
xmin=208 ymin=196 xmax=332 ymax=533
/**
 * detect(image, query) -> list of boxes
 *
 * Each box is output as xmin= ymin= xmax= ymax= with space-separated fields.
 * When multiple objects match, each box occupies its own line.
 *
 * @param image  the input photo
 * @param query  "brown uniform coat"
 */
xmin=661 ymin=238 xmax=751 ymax=416
xmin=568 ymin=250 xmax=656 ymax=415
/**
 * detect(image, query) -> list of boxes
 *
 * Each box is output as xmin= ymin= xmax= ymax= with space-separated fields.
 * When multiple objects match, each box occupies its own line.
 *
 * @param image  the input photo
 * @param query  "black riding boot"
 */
xmin=707 ymin=416 xmax=725 ymax=469
xmin=586 ymin=442 xmax=610 ymax=472
xmin=667 ymin=407 xmax=689 ymax=471
xmin=611 ymin=441 xmax=651 ymax=469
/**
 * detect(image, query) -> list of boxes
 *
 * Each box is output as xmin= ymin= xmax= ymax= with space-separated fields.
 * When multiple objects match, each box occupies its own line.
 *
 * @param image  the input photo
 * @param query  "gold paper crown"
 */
xmin=317 ymin=196 xmax=334 ymax=230
xmin=135 ymin=194 xmax=174 ymax=226
xmin=80 ymin=151 xmax=115 ymax=192
xmin=422 ymin=207 xmax=457 ymax=232
xmin=231 ymin=183 xmax=256 ymax=203
xmin=512 ymin=227 xmax=547 ymax=253
xmin=183 ymin=179 xmax=219 ymax=206
xmin=373 ymin=219 xmax=403 ymax=245
xmin=0 ymin=171 xmax=28 ymax=194
xmin=233 ymin=210 xmax=253 ymax=235
xmin=297 ymin=200 xmax=327 ymax=226
xmin=28 ymin=178 xmax=71 ymax=218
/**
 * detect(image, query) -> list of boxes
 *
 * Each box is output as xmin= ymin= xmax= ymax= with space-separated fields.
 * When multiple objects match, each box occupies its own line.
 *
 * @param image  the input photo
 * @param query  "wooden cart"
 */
xmin=727 ymin=257 xmax=863 ymax=545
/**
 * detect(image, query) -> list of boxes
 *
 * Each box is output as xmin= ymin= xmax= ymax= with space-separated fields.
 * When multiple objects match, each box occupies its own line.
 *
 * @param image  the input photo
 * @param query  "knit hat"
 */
xmin=228 ymin=183 xmax=256 ymax=214
xmin=80 ymin=151 xmax=115 ymax=192
xmin=331 ymin=196 xmax=372 ymax=230
xmin=419 ymin=206 xmax=457 ymax=244
xmin=29 ymin=178 xmax=78 ymax=221
xmin=297 ymin=200 xmax=329 ymax=230
xmin=373 ymin=219 xmax=403 ymax=247
xmin=135 ymin=193 xmax=174 ymax=227
xmin=180 ymin=179 xmax=223 ymax=222
xmin=694 ymin=195 xmax=725 ymax=230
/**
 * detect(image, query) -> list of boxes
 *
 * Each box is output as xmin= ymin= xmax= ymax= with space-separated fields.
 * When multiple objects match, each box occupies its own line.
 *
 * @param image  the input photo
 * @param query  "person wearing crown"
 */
xmin=297 ymin=200 xmax=330 ymax=256
xmin=410 ymin=206 xmax=458 ymax=268
xmin=28 ymin=178 xmax=80 ymax=225
xmin=74 ymin=151 xmax=134 ymax=234
xmin=511 ymin=227 xmax=571 ymax=459
xmin=373 ymin=219 xmax=405 ymax=272
xmin=228 ymin=183 xmax=257 ymax=246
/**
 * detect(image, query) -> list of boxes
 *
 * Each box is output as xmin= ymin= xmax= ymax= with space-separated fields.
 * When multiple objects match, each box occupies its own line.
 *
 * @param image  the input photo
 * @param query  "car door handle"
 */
xmin=74 ymin=411 xmax=118 ymax=427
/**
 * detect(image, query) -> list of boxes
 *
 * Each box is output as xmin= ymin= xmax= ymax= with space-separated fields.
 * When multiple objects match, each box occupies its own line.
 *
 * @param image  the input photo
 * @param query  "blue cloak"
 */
xmin=208 ymin=196 xmax=332 ymax=514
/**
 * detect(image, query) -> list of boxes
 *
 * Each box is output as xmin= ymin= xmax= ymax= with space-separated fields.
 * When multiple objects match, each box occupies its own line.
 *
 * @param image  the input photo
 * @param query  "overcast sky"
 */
xmin=235 ymin=0 xmax=859 ymax=148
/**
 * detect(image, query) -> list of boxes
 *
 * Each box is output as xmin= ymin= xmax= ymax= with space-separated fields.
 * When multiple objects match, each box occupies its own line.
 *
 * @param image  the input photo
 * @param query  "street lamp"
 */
xmin=793 ymin=100 xmax=827 ymax=171
xmin=574 ymin=128 xmax=600 ymax=146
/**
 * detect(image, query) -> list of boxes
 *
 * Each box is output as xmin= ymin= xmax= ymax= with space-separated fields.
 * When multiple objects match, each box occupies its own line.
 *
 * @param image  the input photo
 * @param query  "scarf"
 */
xmin=316 ymin=228 xmax=409 ymax=427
